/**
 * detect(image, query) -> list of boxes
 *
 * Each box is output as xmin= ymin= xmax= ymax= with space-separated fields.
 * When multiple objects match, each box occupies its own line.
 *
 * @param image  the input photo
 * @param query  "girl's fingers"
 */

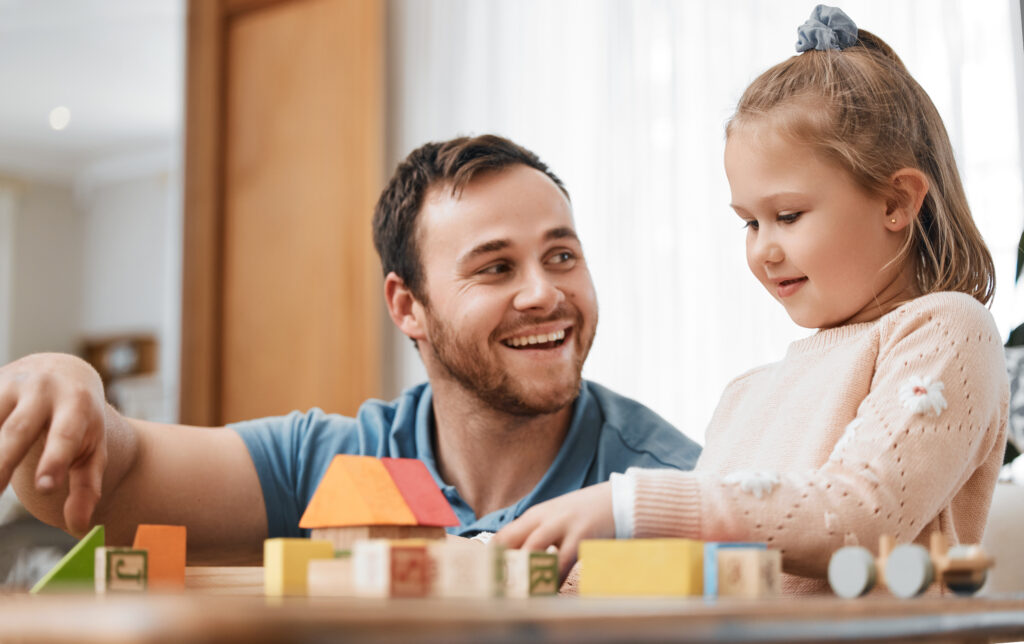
xmin=0 ymin=395 xmax=49 ymax=490
xmin=493 ymin=512 xmax=541 ymax=549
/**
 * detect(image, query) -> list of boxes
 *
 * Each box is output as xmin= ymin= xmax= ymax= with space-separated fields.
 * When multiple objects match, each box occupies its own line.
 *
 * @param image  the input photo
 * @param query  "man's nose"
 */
xmin=513 ymin=265 xmax=565 ymax=312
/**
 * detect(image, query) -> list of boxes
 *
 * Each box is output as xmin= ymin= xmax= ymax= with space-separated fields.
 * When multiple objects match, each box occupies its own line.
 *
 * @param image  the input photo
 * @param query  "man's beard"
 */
xmin=423 ymin=306 xmax=593 ymax=417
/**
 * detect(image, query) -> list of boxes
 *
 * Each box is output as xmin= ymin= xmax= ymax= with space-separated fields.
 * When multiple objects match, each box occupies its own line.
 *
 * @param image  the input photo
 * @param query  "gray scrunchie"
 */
xmin=795 ymin=4 xmax=858 ymax=52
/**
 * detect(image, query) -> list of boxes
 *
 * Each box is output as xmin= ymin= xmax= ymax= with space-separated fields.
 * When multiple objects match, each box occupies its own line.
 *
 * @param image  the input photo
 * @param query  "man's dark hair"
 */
xmin=372 ymin=134 xmax=569 ymax=302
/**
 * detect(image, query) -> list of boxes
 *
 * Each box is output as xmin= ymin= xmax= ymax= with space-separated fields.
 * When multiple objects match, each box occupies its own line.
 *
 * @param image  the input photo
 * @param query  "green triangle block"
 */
xmin=30 ymin=525 xmax=105 ymax=594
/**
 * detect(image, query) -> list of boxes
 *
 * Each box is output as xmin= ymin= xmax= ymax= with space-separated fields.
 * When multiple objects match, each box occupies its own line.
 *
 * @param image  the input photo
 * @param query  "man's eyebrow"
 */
xmin=546 ymin=227 xmax=579 ymax=242
xmin=457 ymin=239 xmax=511 ymax=266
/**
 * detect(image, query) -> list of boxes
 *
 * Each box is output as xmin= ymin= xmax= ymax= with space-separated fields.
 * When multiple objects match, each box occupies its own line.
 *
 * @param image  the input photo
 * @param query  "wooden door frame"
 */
xmin=180 ymin=0 xmax=297 ymax=425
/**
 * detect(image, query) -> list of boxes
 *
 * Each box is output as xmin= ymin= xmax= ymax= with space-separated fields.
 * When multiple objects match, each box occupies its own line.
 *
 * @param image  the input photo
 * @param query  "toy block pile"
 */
xmin=265 ymin=455 xmax=559 ymax=599
xmin=30 ymin=523 xmax=186 ymax=594
xmin=576 ymin=538 xmax=780 ymax=598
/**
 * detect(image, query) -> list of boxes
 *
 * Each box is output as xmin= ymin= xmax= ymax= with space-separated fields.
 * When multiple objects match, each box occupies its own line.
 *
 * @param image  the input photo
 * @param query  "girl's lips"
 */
xmin=776 ymin=276 xmax=808 ymax=298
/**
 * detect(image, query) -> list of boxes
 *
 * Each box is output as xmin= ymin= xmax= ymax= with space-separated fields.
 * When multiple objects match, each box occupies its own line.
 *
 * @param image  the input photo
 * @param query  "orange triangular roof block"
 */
xmin=298 ymin=455 xmax=458 ymax=529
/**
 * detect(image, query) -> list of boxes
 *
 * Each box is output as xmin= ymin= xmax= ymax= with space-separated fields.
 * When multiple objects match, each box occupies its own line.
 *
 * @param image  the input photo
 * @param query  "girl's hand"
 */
xmin=493 ymin=481 xmax=615 ymax=578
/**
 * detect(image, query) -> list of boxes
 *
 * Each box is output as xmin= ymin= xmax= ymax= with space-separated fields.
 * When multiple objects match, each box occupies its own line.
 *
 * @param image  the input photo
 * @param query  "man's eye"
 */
xmin=480 ymin=263 xmax=511 ymax=275
xmin=778 ymin=212 xmax=803 ymax=223
xmin=549 ymin=251 xmax=576 ymax=265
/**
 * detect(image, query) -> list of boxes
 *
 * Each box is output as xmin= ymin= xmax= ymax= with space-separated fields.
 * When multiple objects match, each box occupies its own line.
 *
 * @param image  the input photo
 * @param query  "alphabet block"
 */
xmin=579 ymin=539 xmax=703 ymax=596
xmin=429 ymin=541 xmax=505 ymax=598
xmin=353 ymin=540 xmax=432 ymax=598
xmin=715 ymin=548 xmax=780 ymax=598
xmin=307 ymin=554 xmax=354 ymax=597
xmin=263 ymin=538 xmax=335 ymax=597
xmin=95 ymin=547 xmax=148 ymax=593
xmin=504 ymin=549 xmax=558 ymax=597
xmin=703 ymin=542 xmax=766 ymax=598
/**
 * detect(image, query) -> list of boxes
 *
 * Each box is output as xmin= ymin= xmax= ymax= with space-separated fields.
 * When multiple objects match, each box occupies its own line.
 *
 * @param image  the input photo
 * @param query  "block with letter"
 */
xmin=353 ymin=539 xmax=432 ymax=598
xmin=504 ymin=549 xmax=558 ymax=597
xmin=579 ymin=539 xmax=703 ymax=596
xmin=30 ymin=525 xmax=106 ymax=594
xmin=429 ymin=541 xmax=505 ymax=598
xmin=704 ymin=542 xmax=767 ymax=598
xmin=263 ymin=538 xmax=335 ymax=597
xmin=95 ymin=547 xmax=148 ymax=593
xmin=133 ymin=524 xmax=187 ymax=591
xmin=715 ymin=548 xmax=781 ymax=598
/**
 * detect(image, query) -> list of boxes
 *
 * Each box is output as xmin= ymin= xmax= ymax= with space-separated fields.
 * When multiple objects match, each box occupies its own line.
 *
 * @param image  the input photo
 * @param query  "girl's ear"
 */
xmin=885 ymin=168 xmax=929 ymax=231
xmin=385 ymin=272 xmax=428 ymax=342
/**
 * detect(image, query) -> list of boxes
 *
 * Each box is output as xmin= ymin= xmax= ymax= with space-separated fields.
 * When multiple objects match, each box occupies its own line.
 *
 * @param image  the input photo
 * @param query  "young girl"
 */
xmin=494 ymin=5 xmax=1009 ymax=595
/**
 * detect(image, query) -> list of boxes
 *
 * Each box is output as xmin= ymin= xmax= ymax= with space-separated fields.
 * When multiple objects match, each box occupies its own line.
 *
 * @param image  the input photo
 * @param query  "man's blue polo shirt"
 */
xmin=231 ymin=380 xmax=701 ymax=538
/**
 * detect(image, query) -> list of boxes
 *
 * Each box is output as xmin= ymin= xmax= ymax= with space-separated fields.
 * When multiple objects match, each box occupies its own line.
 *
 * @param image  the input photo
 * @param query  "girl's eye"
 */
xmin=742 ymin=220 xmax=759 ymax=231
xmin=778 ymin=212 xmax=803 ymax=223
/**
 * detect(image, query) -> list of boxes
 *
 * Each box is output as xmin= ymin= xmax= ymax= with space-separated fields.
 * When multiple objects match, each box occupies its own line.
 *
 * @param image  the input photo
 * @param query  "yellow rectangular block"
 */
xmin=579 ymin=539 xmax=703 ymax=596
xmin=263 ymin=538 xmax=335 ymax=597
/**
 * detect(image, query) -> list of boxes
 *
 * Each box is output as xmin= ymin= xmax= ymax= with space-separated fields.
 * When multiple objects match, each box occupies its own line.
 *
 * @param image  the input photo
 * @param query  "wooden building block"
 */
xmin=312 ymin=524 xmax=445 ymax=552
xmin=132 ymin=524 xmax=187 ymax=591
xmin=299 ymin=455 xmax=417 ymax=529
xmin=95 ymin=547 xmax=148 ymax=593
xmin=828 ymin=545 xmax=877 ymax=599
xmin=307 ymin=556 xmax=355 ymax=597
xmin=715 ymin=548 xmax=780 ymax=598
xmin=579 ymin=539 xmax=703 ymax=597
xmin=703 ymin=542 xmax=766 ymax=598
xmin=353 ymin=540 xmax=432 ymax=598
xmin=263 ymin=538 xmax=335 ymax=597
xmin=504 ymin=549 xmax=558 ymax=598
xmin=428 ymin=541 xmax=505 ymax=598
xmin=381 ymin=458 xmax=459 ymax=526
xmin=30 ymin=525 xmax=105 ymax=594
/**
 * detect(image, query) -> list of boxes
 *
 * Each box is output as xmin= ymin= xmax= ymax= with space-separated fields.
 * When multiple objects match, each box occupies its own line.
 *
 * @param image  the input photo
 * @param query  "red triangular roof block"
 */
xmin=298 ymin=455 xmax=457 ymax=529
xmin=381 ymin=457 xmax=459 ymax=527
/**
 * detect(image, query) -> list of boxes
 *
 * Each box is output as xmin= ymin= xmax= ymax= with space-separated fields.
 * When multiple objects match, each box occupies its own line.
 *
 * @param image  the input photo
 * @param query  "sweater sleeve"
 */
xmin=630 ymin=293 xmax=1008 ymax=578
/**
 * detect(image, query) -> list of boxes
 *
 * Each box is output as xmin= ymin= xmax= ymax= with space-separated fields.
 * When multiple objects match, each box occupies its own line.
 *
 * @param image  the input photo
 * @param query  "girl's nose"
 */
xmin=751 ymin=231 xmax=784 ymax=266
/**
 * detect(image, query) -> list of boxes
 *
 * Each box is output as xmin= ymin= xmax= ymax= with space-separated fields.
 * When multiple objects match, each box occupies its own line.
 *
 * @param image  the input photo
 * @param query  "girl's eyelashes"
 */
xmin=778 ymin=212 xmax=803 ymax=223
xmin=742 ymin=219 xmax=759 ymax=231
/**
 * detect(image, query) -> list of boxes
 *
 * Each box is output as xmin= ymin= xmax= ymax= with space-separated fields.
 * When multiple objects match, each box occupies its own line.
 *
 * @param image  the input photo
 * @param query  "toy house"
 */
xmin=298 ymin=455 xmax=459 ymax=551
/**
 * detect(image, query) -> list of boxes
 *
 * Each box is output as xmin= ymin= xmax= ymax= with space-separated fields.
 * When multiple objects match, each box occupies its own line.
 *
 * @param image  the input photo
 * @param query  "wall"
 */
xmin=9 ymin=182 xmax=82 ymax=359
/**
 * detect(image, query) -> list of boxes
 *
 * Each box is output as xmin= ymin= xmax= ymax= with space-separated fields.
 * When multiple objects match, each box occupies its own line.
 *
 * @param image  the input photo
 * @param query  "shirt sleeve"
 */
xmin=628 ymin=295 xmax=1008 ymax=578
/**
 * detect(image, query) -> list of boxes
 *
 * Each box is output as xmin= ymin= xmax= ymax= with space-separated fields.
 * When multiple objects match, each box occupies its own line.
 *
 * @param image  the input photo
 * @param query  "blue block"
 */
xmin=703 ymin=542 xmax=766 ymax=598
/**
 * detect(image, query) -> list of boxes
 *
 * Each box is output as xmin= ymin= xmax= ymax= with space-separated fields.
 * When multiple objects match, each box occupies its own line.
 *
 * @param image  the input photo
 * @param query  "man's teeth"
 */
xmin=504 ymin=329 xmax=566 ymax=347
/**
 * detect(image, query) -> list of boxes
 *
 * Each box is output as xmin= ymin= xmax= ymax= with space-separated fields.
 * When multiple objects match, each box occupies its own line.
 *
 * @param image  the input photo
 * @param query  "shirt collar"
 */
xmin=412 ymin=381 xmax=602 ymax=531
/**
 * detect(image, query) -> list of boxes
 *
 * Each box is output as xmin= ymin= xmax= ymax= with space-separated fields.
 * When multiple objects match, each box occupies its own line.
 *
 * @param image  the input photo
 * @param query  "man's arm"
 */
xmin=2 ymin=353 xmax=267 ymax=564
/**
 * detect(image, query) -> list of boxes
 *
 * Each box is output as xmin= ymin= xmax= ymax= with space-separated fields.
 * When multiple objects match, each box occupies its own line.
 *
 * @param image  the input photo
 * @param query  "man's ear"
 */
xmin=885 ymin=168 xmax=929 ymax=231
xmin=385 ymin=272 xmax=428 ymax=341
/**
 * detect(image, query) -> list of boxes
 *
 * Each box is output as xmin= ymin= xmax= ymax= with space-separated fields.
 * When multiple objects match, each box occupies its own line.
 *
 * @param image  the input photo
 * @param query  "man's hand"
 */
xmin=0 ymin=353 xmax=109 ymax=536
xmin=493 ymin=481 xmax=615 ymax=579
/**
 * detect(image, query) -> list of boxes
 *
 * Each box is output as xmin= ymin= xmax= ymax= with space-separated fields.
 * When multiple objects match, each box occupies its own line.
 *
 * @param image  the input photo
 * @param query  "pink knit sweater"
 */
xmin=628 ymin=292 xmax=1009 ymax=595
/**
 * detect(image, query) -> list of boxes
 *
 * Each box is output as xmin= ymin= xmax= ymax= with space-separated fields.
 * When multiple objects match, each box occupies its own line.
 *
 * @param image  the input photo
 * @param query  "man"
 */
xmin=0 ymin=135 xmax=699 ymax=563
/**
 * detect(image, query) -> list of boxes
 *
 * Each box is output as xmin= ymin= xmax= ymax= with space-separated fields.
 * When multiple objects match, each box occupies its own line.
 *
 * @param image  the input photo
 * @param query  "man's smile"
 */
xmin=501 ymin=326 xmax=570 ymax=349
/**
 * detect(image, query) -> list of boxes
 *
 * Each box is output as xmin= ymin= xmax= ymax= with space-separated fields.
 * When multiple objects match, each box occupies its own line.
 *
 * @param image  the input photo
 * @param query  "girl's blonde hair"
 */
xmin=727 ymin=29 xmax=995 ymax=305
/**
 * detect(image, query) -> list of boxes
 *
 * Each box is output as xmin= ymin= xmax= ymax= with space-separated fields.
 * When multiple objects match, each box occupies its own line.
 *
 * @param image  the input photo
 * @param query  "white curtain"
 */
xmin=388 ymin=0 xmax=1024 ymax=444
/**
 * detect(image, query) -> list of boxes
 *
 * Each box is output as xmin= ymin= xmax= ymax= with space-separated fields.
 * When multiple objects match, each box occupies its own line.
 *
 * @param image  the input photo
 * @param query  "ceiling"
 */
xmin=0 ymin=0 xmax=184 ymax=183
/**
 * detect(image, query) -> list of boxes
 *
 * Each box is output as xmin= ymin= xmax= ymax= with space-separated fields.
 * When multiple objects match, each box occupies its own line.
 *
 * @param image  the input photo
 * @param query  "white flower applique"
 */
xmin=898 ymin=375 xmax=947 ymax=416
xmin=723 ymin=471 xmax=780 ymax=499
xmin=828 ymin=417 xmax=864 ymax=462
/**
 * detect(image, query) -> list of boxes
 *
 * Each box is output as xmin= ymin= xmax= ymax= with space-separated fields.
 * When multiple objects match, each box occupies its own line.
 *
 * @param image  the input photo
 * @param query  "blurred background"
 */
xmin=0 ymin=0 xmax=1022 ymax=448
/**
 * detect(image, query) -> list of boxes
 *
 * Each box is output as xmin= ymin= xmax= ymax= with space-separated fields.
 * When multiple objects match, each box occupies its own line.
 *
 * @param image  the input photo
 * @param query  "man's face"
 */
xmin=414 ymin=164 xmax=598 ymax=416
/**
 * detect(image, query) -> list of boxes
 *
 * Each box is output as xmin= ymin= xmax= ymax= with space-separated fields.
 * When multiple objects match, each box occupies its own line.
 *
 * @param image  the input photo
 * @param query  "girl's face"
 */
xmin=724 ymin=122 xmax=916 ymax=329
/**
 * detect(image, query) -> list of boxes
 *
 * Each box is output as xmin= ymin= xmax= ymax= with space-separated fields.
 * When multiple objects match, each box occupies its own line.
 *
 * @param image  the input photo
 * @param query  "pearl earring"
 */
xmin=890 ymin=218 xmax=897 ymax=224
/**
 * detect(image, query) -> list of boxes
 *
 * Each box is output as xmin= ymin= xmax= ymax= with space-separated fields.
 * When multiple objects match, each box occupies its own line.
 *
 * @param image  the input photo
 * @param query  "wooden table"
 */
xmin=1 ymin=568 xmax=1023 ymax=643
